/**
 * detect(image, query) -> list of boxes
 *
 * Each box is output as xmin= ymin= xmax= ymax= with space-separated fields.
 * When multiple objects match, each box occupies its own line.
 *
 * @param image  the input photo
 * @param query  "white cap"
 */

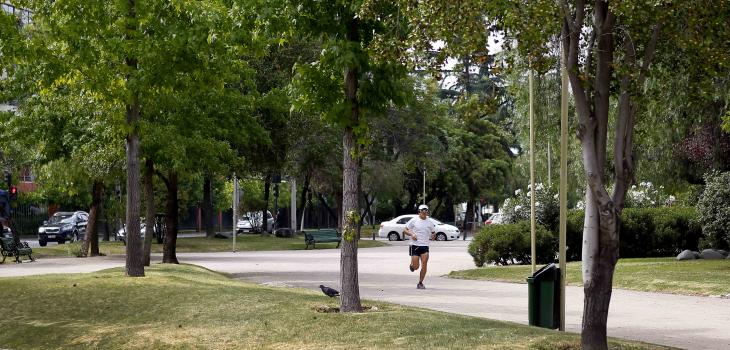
xmin=418 ymin=204 xmax=429 ymax=211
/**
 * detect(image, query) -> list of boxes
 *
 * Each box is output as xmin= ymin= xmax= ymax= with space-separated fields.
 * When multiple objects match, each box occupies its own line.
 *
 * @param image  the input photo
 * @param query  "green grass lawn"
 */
xmin=449 ymin=257 xmax=730 ymax=296
xmin=31 ymin=235 xmax=386 ymax=258
xmin=0 ymin=264 xmax=669 ymax=349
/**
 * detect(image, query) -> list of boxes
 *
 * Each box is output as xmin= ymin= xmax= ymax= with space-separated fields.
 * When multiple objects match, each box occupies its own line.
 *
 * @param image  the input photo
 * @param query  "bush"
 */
xmin=565 ymin=210 xmax=585 ymax=261
xmin=468 ymin=221 xmax=556 ymax=266
xmin=624 ymin=181 xmax=669 ymax=208
xmin=697 ymin=172 xmax=730 ymax=250
xmin=501 ymin=184 xmax=560 ymax=232
xmin=564 ymin=207 xmax=701 ymax=259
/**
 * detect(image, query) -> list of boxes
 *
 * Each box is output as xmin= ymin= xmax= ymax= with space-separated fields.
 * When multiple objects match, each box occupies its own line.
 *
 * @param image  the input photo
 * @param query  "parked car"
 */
xmin=236 ymin=216 xmax=254 ymax=234
xmin=241 ymin=211 xmax=274 ymax=233
xmin=117 ymin=215 xmax=166 ymax=244
xmin=484 ymin=212 xmax=504 ymax=225
xmin=37 ymin=211 xmax=89 ymax=246
xmin=378 ymin=215 xmax=461 ymax=241
xmin=116 ymin=223 xmax=147 ymax=244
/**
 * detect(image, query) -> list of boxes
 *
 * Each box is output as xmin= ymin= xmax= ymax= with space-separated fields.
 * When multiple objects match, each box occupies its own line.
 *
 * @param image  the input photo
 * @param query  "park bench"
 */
xmin=0 ymin=237 xmax=34 ymax=263
xmin=303 ymin=229 xmax=341 ymax=250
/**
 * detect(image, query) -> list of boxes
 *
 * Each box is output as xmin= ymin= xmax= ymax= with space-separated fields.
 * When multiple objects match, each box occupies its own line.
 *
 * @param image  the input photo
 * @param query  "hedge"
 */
xmin=469 ymin=221 xmax=556 ymax=266
xmin=567 ymin=206 xmax=700 ymax=259
xmin=470 ymin=207 xmax=700 ymax=266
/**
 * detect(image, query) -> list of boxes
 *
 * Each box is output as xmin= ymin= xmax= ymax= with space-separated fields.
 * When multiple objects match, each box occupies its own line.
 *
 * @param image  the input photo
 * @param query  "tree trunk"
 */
xmin=143 ymin=159 xmax=155 ymax=266
xmin=561 ymin=3 xmax=623 ymax=348
xmin=82 ymin=181 xmax=103 ymax=257
xmin=336 ymin=191 xmax=343 ymax=230
xmin=124 ymin=0 xmax=144 ymax=277
xmin=162 ymin=171 xmax=179 ymax=264
xmin=316 ymin=193 xmax=338 ymax=225
xmin=297 ymin=171 xmax=310 ymax=229
xmin=203 ymin=175 xmax=215 ymax=238
xmin=463 ymin=200 xmax=474 ymax=232
xmin=443 ymin=197 xmax=455 ymax=222
xmin=262 ymin=176 xmax=270 ymax=233
xmin=340 ymin=16 xmax=362 ymax=313
xmin=102 ymin=200 xmax=110 ymax=242
xmin=341 ymin=126 xmax=361 ymax=312
xmin=359 ymin=192 xmax=374 ymax=227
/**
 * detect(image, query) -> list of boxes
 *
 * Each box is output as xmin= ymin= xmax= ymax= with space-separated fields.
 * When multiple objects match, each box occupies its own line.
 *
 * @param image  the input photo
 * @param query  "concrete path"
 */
xmin=1 ymin=240 xmax=728 ymax=350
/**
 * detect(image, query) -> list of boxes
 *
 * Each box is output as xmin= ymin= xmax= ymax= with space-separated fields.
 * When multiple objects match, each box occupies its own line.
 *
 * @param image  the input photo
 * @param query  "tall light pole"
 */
xmin=290 ymin=177 xmax=297 ymax=230
xmin=559 ymin=37 xmax=569 ymax=332
xmin=529 ymin=68 xmax=537 ymax=275
xmin=422 ymin=169 xmax=426 ymax=205
xmin=232 ymin=173 xmax=238 ymax=252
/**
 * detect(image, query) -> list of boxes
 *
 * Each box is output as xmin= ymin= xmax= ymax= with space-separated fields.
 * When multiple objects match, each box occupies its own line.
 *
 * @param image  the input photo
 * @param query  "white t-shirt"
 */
xmin=406 ymin=216 xmax=435 ymax=247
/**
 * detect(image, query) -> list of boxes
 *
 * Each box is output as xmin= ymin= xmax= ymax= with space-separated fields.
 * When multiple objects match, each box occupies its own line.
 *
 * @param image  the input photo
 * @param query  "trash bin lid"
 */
xmin=532 ymin=263 xmax=558 ymax=281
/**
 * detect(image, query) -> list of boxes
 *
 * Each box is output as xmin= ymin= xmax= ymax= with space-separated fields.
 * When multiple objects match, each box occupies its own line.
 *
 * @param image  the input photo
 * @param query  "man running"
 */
xmin=403 ymin=204 xmax=436 ymax=289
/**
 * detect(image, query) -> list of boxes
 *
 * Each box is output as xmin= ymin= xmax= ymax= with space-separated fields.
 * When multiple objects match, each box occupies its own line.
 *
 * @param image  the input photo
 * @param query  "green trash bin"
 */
xmin=527 ymin=263 xmax=560 ymax=329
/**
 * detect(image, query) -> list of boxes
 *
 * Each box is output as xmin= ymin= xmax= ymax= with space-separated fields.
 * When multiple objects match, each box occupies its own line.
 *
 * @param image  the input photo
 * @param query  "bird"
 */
xmin=319 ymin=285 xmax=340 ymax=297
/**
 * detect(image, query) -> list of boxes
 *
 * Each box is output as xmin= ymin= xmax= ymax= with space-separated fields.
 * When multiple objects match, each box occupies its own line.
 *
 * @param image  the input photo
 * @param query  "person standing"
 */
xmin=403 ymin=204 xmax=436 ymax=289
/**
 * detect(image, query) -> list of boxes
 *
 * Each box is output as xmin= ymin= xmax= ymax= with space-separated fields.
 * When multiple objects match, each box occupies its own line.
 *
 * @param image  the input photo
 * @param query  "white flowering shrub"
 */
xmin=697 ymin=172 xmax=730 ymax=250
xmin=625 ymin=181 xmax=669 ymax=208
xmin=501 ymin=183 xmax=560 ymax=232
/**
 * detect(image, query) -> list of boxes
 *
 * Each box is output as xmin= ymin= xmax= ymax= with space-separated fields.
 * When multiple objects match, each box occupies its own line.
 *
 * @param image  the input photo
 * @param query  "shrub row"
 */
xmin=468 ymin=221 xmax=556 ymax=267
xmin=567 ymin=207 xmax=702 ymax=259
xmin=470 ymin=206 xmax=701 ymax=266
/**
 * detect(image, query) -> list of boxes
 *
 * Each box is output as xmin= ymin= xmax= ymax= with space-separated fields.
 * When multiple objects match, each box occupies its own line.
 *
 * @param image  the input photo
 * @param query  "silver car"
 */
xmin=378 ymin=215 xmax=461 ymax=241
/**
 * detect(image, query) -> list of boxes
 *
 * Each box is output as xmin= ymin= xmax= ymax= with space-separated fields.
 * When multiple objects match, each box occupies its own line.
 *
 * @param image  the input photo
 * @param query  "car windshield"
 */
xmin=430 ymin=218 xmax=443 ymax=225
xmin=48 ymin=214 xmax=72 ymax=224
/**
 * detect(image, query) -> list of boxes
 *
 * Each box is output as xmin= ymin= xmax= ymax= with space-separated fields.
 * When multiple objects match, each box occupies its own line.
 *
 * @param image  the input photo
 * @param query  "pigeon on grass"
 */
xmin=319 ymin=285 xmax=340 ymax=297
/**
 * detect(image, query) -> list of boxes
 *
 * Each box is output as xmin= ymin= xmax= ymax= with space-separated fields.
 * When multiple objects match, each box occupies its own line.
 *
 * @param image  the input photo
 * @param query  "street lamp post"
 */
xmin=232 ymin=173 xmax=238 ymax=252
xmin=422 ymin=169 xmax=426 ymax=205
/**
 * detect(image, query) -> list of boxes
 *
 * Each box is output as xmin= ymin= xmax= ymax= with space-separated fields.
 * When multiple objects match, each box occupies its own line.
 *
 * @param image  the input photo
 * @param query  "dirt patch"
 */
xmin=312 ymin=305 xmax=379 ymax=313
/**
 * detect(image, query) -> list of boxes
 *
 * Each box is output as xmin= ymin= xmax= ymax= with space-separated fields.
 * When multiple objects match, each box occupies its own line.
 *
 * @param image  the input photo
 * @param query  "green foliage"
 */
xmin=501 ymin=183 xmax=559 ymax=232
xmin=624 ymin=181 xmax=670 ymax=208
xmin=468 ymin=221 xmax=555 ymax=267
xmin=697 ymin=172 xmax=730 ymax=250
xmin=566 ymin=207 xmax=702 ymax=260
xmin=342 ymin=210 xmax=359 ymax=242
xmin=289 ymin=0 xmax=411 ymax=134
xmin=565 ymin=210 xmax=585 ymax=261
xmin=446 ymin=115 xmax=513 ymax=206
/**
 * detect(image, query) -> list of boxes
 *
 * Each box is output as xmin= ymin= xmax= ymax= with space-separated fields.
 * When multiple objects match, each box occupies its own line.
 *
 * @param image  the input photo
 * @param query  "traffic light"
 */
xmin=0 ymin=189 xmax=9 ymax=219
xmin=9 ymin=186 xmax=17 ymax=201
xmin=3 ymin=173 xmax=10 ymax=188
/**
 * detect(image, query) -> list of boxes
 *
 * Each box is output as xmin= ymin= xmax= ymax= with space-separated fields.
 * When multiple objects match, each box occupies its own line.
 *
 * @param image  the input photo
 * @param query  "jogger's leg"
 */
xmin=419 ymin=253 xmax=429 ymax=283
xmin=410 ymin=254 xmax=420 ymax=270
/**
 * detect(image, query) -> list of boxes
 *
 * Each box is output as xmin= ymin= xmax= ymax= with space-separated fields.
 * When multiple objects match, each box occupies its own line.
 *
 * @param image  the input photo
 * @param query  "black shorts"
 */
xmin=409 ymin=245 xmax=430 ymax=256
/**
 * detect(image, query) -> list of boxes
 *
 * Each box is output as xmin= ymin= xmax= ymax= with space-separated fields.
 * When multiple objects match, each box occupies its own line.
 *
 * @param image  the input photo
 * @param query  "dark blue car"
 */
xmin=37 ymin=211 xmax=88 ymax=246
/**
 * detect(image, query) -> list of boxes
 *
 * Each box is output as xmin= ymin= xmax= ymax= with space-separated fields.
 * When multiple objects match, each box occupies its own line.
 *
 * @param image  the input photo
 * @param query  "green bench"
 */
xmin=303 ymin=229 xmax=341 ymax=250
xmin=1 ymin=237 xmax=34 ymax=263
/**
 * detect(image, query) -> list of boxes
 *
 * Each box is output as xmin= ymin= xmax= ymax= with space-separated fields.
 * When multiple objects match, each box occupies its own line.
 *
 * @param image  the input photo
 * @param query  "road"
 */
xmin=19 ymin=231 xmax=206 ymax=248
xmin=1 ymin=240 xmax=728 ymax=350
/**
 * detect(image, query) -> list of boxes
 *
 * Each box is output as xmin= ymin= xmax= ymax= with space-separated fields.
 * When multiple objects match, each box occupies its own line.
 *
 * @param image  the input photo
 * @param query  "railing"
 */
xmin=8 ymin=202 xmax=47 ymax=236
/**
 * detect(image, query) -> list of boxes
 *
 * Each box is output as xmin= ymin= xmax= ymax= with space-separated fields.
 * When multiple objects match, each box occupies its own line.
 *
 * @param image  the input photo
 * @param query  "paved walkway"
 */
xmin=1 ymin=241 xmax=728 ymax=350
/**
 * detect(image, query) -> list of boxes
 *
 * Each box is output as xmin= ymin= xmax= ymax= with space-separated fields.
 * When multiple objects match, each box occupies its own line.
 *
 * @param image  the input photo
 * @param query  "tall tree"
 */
xmin=290 ymin=1 xmax=411 ymax=312
xmin=400 ymin=0 xmax=730 ymax=348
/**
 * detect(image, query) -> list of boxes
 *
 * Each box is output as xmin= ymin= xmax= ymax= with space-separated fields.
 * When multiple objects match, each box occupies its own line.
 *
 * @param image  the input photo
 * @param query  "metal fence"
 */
xmin=8 ymin=203 xmax=48 ymax=236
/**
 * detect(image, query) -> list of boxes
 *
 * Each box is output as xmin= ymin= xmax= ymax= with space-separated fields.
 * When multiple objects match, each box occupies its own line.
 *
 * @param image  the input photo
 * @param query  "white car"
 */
xmin=238 ymin=211 xmax=274 ymax=233
xmin=236 ymin=216 xmax=254 ymax=234
xmin=484 ymin=212 xmax=504 ymax=225
xmin=378 ymin=215 xmax=461 ymax=241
